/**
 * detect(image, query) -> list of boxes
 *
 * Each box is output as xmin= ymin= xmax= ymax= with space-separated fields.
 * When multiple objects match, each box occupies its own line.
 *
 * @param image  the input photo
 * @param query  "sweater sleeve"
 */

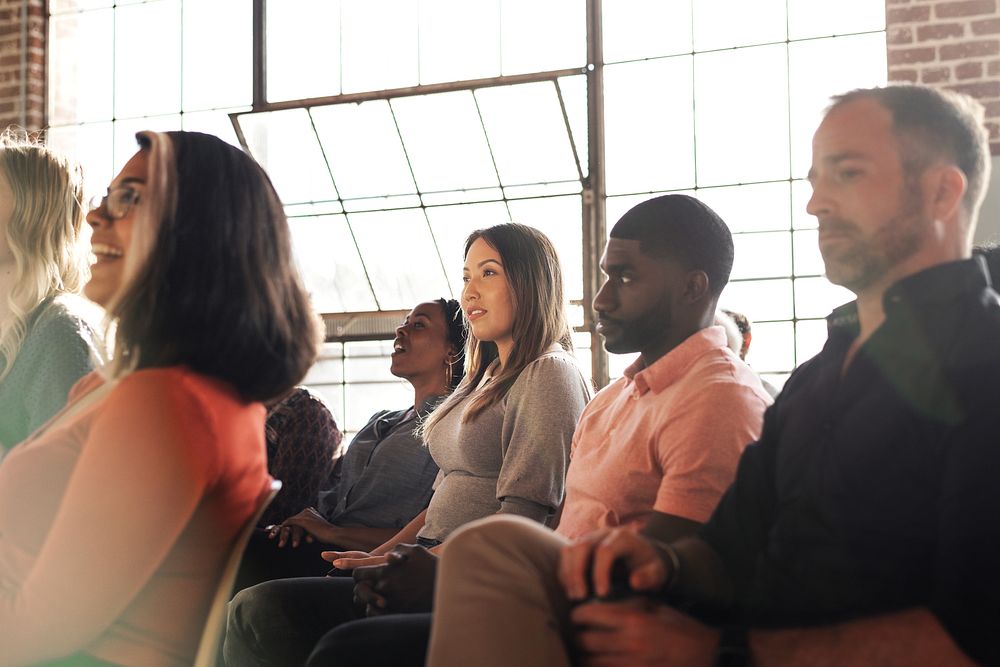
xmin=0 ymin=372 xmax=216 ymax=666
xmin=495 ymin=353 xmax=590 ymax=523
xmin=20 ymin=305 xmax=98 ymax=437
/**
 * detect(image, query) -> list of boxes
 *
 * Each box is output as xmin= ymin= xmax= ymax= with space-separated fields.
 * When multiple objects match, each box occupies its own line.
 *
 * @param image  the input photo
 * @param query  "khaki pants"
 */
xmin=428 ymin=514 xmax=575 ymax=667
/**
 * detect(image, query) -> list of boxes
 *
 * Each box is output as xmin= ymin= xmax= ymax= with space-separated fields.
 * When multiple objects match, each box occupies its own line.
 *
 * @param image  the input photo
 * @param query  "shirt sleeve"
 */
xmin=653 ymin=380 xmax=769 ymax=523
xmin=0 ymin=372 xmax=218 ymax=666
xmin=495 ymin=354 xmax=591 ymax=523
xmin=698 ymin=396 xmax=782 ymax=601
xmin=930 ymin=391 xmax=1000 ymax=665
xmin=21 ymin=308 xmax=97 ymax=438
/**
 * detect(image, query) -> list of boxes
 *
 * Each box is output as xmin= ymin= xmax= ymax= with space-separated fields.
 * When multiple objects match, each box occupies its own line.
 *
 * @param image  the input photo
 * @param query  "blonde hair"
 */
xmin=0 ymin=130 xmax=88 ymax=382
xmin=422 ymin=223 xmax=572 ymax=436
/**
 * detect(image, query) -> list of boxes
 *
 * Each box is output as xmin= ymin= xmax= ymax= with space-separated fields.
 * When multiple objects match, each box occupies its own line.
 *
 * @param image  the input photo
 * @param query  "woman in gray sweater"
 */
xmin=0 ymin=136 xmax=99 ymax=453
xmin=224 ymin=223 xmax=592 ymax=667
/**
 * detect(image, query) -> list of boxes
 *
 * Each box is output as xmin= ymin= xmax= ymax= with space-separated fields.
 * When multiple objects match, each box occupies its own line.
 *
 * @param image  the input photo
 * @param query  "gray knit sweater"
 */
xmin=419 ymin=347 xmax=592 ymax=543
xmin=0 ymin=295 xmax=101 ymax=451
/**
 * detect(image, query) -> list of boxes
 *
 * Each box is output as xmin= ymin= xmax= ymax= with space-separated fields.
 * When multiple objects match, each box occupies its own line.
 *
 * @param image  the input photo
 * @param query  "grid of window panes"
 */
xmin=601 ymin=0 xmax=886 ymax=387
xmin=45 ymin=0 xmax=886 ymax=421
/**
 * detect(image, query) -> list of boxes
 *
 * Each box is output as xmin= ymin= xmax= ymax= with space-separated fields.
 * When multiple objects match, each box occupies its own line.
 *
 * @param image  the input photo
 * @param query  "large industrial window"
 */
xmin=46 ymin=0 xmax=886 ymax=439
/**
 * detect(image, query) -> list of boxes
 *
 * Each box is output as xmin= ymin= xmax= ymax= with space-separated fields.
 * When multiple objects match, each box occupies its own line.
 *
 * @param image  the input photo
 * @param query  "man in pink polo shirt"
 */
xmin=424 ymin=194 xmax=773 ymax=667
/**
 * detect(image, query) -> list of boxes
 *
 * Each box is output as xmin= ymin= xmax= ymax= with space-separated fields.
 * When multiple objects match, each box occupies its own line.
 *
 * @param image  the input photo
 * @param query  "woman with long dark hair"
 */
xmin=0 ymin=131 xmax=321 ymax=666
xmin=224 ymin=223 xmax=592 ymax=667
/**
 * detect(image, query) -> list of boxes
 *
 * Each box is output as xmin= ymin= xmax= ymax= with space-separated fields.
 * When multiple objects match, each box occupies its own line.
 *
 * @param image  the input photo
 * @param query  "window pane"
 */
xmin=311 ymin=101 xmax=416 ymax=200
xmin=794 ymin=277 xmax=854 ymax=319
xmin=345 ymin=341 xmax=397 ymax=382
xmin=419 ymin=0 xmax=500 ymax=84
xmin=500 ymin=0 xmax=585 ymax=75
xmin=50 ymin=0 xmax=113 ymax=11
xmin=288 ymin=214 xmax=377 ymax=313
xmin=696 ymin=182 xmax=791 ymax=234
xmin=341 ymin=0 xmax=418 ymax=93
xmin=795 ymin=318 xmax=829 ymax=365
xmin=115 ymin=1 xmax=181 ymax=118
xmin=181 ymin=109 xmax=246 ymax=148
xmin=605 ymin=57 xmax=695 ymax=195
xmin=48 ymin=10 xmax=114 ymax=124
xmin=745 ymin=320 xmax=794 ymax=373
xmin=693 ymin=0 xmax=786 ymax=50
xmin=793 ymin=229 xmax=824 ymax=276
xmin=182 ymin=0 xmax=252 ymax=111
xmin=507 ymin=196 xmax=583 ymax=302
xmin=788 ymin=0 xmax=885 ymax=40
xmin=239 ymin=109 xmax=338 ymax=206
xmin=476 ymin=82 xmax=580 ymax=186
xmin=695 ymin=45 xmax=789 ymax=186
xmin=603 ymin=0 xmax=691 ymax=63
xmin=348 ymin=208 xmax=451 ymax=309
xmin=45 ymin=122 xmax=115 ymax=201
xmin=731 ymin=232 xmax=791 ymax=280
xmin=558 ymin=75 xmax=588 ymax=176
xmin=720 ymin=279 xmax=794 ymax=323
xmin=791 ymin=179 xmax=817 ymax=229
xmin=788 ymin=34 xmax=888 ymax=178
xmin=267 ymin=0 xmax=341 ymax=101
xmin=425 ymin=201 xmax=513 ymax=296
xmin=392 ymin=91 xmax=499 ymax=193
xmin=113 ymin=115 xmax=182 ymax=171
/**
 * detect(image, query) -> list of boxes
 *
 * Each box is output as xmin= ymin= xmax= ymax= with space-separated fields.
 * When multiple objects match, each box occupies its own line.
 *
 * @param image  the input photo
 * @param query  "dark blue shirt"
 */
xmin=700 ymin=257 xmax=1000 ymax=665
xmin=317 ymin=396 xmax=442 ymax=530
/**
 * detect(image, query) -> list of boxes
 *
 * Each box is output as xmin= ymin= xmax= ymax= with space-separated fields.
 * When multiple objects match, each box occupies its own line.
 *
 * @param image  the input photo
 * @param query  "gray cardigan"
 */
xmin=0 ymin=295 xmax=100 ymax=451
xmin=419 ymin=347 xmax=591 ymax=543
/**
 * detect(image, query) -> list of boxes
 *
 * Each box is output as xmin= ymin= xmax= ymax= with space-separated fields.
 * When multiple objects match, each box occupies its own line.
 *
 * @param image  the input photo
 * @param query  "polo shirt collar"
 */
xmin=623 ymin=326 xmax=728 ymax=397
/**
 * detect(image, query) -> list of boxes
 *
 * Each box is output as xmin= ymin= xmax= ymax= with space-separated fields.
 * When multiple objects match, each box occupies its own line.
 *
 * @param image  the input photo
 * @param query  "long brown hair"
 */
xmin=105 ymin=131 xmax=321 ymax=401
xmin=422 ymin=223 xmax=572 ymax=434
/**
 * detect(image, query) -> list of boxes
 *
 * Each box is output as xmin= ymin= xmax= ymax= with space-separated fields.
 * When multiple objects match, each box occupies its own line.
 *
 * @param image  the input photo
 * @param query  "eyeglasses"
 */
xmin=88 ymin=185 xmax=141 ymax=221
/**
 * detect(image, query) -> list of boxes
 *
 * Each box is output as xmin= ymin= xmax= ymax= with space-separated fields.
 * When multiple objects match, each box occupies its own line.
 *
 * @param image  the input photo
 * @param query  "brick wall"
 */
xmin=0 ymin=0 xmax=43 ymax=132
xmin=887 ymin=0 xmax=1000 ymax=153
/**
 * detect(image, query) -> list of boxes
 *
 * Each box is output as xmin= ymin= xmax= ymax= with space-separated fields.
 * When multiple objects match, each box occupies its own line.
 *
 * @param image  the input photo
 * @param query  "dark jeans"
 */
xmin=224 ymin=576 xmax=360 ymax=667
xmin=305 ymin=613 xmax=432 ymax=667
xmin=233 ymin=529 xmax=341 ymax=594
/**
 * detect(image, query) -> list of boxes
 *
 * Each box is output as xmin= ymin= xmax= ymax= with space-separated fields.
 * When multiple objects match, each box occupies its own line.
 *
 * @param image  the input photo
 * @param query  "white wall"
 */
xmin=974 ymin=154 xmax=1000 ymax=247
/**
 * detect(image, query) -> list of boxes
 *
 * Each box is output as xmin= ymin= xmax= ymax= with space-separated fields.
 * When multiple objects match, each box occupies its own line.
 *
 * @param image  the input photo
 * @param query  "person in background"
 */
xmin=0 ymin=133 xmax=100 ymax=453
xmin=259 ymin=386 xmax=344 ymax=529
xmin=235 ymin=298 xmax=466 ymax=589
xmin=0 ymin=130 xmax=320 ymax=666
xmin=224 ymin=222 xmax=591 ymax=667
xmin=716 ymin=308 xmax=779 ymax=398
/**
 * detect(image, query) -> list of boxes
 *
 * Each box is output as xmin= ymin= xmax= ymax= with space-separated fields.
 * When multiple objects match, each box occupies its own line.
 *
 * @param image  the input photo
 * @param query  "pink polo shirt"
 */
xmin=556 ymin=326 xmax=771 ymax=539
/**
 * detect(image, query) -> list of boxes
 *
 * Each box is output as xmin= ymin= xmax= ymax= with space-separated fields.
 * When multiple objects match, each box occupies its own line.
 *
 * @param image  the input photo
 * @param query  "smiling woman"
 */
xmin=0 ymin=130 xmax=321 ymax=667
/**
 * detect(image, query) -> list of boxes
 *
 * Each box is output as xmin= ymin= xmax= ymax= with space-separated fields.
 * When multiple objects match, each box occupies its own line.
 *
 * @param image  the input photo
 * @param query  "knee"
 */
xmin=227 ymin=581 xmax=289 ymax=637
xmin=442 ymin=514 xmax=561 ymax=574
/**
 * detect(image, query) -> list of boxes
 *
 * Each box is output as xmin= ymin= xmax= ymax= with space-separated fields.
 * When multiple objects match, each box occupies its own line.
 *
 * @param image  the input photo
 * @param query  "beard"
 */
xmin=820 ymin=183 xmax=929 ymax=294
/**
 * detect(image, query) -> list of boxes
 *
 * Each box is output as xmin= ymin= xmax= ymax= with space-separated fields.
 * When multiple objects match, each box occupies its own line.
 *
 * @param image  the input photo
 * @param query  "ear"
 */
xmin=927 ymin=164 xmax=967 ymax=221
xmin=683 ymin=270 xmax=711 ymax=303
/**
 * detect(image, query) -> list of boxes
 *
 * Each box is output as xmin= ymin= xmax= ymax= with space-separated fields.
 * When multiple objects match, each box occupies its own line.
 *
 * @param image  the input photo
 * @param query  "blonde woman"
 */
xmin=0 ymin=135 xmax=99 ymax=451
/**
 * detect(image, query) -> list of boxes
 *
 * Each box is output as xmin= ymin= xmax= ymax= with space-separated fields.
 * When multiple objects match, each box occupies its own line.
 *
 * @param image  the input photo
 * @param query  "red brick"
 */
xmin=947 ymin=80 xmax=1000 ymax=97
xmin=889 ymin=46 xmax=938 ymax=65
xmin=988 ymin=58 xmax=1000 ymax=74
xmin=940 ymin=40 xmax=1000 ymax=59
xmin=889 ymin=5 xmax=932 ymax=21
xmin=972 ymin=18 xmax=1000 ymax=35
xmin=936 ymin=0 xmax=997 ymax=18
xmin=0 ymin=55 xmax=19 ymax=67
xmin=890 ymin=68 xmax=920 ymax=82
xmin=923 ymin=66 xmax=953 ymax=82
xmin=983 ymin=100 xmax=1000 ymax=115
xmin=956 ymin=61 xmax=984 ymax=78
xmin=889 ymin=27 xmax=915 ymax=44
xmin=918 ymin=22 xmax=965 ymax=40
